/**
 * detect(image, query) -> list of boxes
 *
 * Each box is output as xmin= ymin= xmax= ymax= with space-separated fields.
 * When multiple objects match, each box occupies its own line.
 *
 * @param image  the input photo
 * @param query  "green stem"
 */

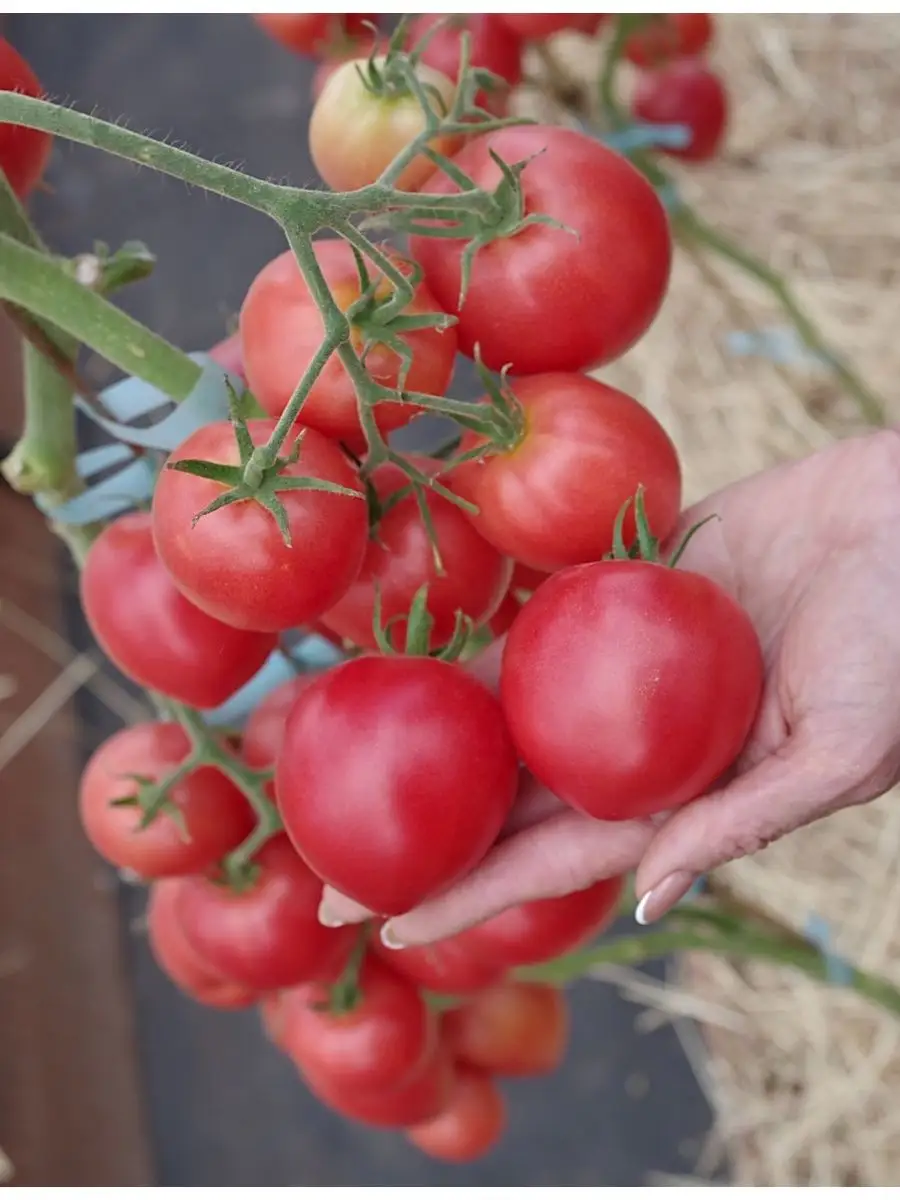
xmin=0 ymin=169 xmax=46 ymax=251
xmin=2 ymin=342 xmax=81 ymax=502
xmin=0 ymin=233 xmax=200 ymax=399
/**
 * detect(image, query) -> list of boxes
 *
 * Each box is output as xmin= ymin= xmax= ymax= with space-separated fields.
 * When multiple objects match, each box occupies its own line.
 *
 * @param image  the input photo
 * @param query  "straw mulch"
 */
xmin=533 ymin=15 xmax=900 ymax=1187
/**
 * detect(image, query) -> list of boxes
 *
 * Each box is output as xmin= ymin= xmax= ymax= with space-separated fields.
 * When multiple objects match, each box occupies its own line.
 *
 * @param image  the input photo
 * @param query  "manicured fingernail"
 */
xmin=635 ymin=872 xmax=696 ymax=925
xmin=317 ymin=900 xmax=347 ymax=928
xmin=380 ymin=922 xmax=406 ymax=950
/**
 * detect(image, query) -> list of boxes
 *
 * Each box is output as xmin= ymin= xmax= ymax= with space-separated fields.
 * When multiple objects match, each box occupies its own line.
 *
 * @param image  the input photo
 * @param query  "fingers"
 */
xmin=318 ymin=889 xmax=373 ymax=928
xmin=382 ymin=808 xmax=654 ymax=947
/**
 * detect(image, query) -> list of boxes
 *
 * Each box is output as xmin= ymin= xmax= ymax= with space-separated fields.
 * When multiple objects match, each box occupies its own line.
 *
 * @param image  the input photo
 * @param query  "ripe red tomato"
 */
xmin=173 ymin=835 xmax=356 ymax=991
xmin=78 ymin=722 xmax=253 ymax=878
xmin=304 ymin=1044 xmax=454 ymax=1128
xmin=277 ymin=955 xmax=438 ymax=1092
xmin=242 ymin=676 xmax=317 ymax=770
xmin=151 ymin=419 xmax=367 ymax=633
xmin=321 ymin=461 xmax=512 ymax=651
xmin=632 ymin=60 xmax=728 ymax=163
xmin=240 ymin=240 xmax=457 ymax=454
xmin=501 ymin=560 xmax=764 ymax=820
xmin=310 ymin=57 xmax=460 ymax=192
xmin=255 ymin=14 xmax=376 ymax=58
xmin=147 ymin=879 xmax=257 ymax=1010
xmin=445 ymin=982 xmax=568 ymax=1076
xmin=407 ymin=15 xmax=523 ymax=115
xmin=81 ymin=513 xmax=276 ymax=708
xmin=410 ymin=125 xmax=672 ymax=374
xmin=486 ymin=588 xmax=522 ymax=638
xmin=207 ymin=331 xmax=246 ymax=381
xmin=0 ymin=39 xmax=52 ymax=199
xmin=511 ymin=562 xmax=550 ymax=594
xmin=449 ymin=374 xmax=682 ymax=572
xmin=497 ymin=15 xmax=605 ymax=39
xmin=374 ymin=933 xmax=506 ymax=995
xmin=624 ymin=14 xmax=713 ymax=69
xmin=275 ymin=655 xmax=520 ymax=915
xmin=460 ymin=877 xmax=624 ymax=967
xmin=407 ymin=1065 xmax=506 ymax=1162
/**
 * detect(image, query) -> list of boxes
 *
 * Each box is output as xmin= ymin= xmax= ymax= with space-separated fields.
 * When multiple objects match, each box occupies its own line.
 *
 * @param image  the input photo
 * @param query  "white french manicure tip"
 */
xmin=317 ymin=902 xmax=347 ymax=929
xmin=380 ymin=922 xmax=406 ymax=950
xmin=634 ymin=892 xmax=652 ymax=926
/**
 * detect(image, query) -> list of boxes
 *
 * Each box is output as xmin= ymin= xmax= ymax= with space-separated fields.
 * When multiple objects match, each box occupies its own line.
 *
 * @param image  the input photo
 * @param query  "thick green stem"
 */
xmin=3 ymin=343 xmax=80 ymax=502
xmin=0 ymin=169 xmax=46 ymax=251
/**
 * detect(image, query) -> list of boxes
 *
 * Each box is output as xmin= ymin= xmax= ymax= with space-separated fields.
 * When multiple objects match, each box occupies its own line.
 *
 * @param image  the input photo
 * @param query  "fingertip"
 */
xmin=317 ymin=888 xmax=373 ymax=928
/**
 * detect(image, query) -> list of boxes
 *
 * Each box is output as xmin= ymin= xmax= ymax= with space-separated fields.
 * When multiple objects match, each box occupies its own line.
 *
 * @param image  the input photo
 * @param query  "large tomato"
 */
xmin=501 ymin=560 xmax=764 ymax=820
xmin=374 ymin=933 xmax=506 ymax=995
xmin=409 ymin=125 xmax=672 ymax=374
xmin=304 ymin=1044 xmax=454 ymax=1128
xmin=445 ymin=982 xmax=568 ymax=1077
xmin=81 ymin=513 xmax=276 ymax=708
xmin=449 ymin=373 xmax=682 ymax=572
xmin=254 ymin=14 xmax=376 ymax=57
xmin=147 ymin=879 xmax=257 ymax=1010
xmin=407 ymin=15 xmax=523 ymax=115
xmin=78 ymin=722 xmax=253 ymax=878
xmin=321 ymin=460 xmax=512 ymax=651
xmin=407 ymin=1066 xmax=505 ymax=1162
xmin=275 ymin=655 xmax=519 ymax=914
xmin=496 ymin=15 xmax=606 ymax=39
xmin=0 ymin=39 xmax=52 ymax=198
xmin=276 ymin=955 xmax=438 ymax=1093
xmin=151 ymin=419 xmax=367 ymax=633
xmin=632 ymin=60 xmax=728 ymax=163
xmin=242 ymin=675 xmax=317 ymax=770
xmin=173 ymin=835 xmax=356 ymax=991
xmin=309 ymin=57 xmax=460 ymax=192
xmin=239 ymin=239 xmax=457 ymax=453
xmin=624 ymin=14 xmax=714 ymax=69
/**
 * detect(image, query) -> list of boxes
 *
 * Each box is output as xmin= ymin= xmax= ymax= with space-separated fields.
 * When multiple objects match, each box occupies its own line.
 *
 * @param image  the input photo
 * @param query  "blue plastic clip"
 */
xmin=804 ymin=913 xmax=854 ymax=986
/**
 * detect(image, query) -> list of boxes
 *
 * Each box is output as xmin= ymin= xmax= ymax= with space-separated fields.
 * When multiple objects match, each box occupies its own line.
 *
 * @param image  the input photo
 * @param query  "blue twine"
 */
xmin=602 ymin=121 xmax=692 ymax=154
xmin=655 ymin=180 xmax=685 ymax=214
xmin=725 ymin=326 xmax=831 ymax=369
xmin=804 ymin=914 xmax=854 ymax=987
xmin=203 ymin=636 xmax=346 ymax=728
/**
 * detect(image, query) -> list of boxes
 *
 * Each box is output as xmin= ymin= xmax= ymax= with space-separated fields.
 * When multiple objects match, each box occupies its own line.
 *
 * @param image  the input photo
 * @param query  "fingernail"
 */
xmin=635 ymin=871 xmax=696 ymax=925
xmin=380 ymin=922 xmax=406 ymax=950
xmin=317 ymin=900 xmax=347 ymax=928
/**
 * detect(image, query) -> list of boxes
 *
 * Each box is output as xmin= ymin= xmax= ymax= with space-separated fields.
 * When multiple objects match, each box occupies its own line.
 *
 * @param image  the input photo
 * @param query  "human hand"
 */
xmin=319 ymin=429 xmax=900 ymax=944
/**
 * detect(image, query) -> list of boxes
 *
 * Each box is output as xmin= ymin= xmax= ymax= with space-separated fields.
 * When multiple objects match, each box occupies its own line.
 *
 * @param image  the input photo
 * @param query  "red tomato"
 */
xmin=624 ymin=14 xmax=713 ymax=69
xmin=242 ymin=676 xmax=317 ymax=770
xmin=374 ymin=933 xmax=506 ymax=995
xmin=240 ymin=240 xmax=457 ymax=454
xmin=407 ymin=1065 xmax=506 ymax=1162
xmin=147 ymin=879 xmax=257 ymax=1010
xmin=255 ymin=14 xmax=376 ymax=57
xmin=81 ymin=513 xmax=276 ymax=708
xmin=461 ymin=877 xmax=624 ymax=967
xmin=310 ymin=57 xmax=460 ymax=192
xmin=449 ymin=374 xmax=682 ymax=572
xmin=632 ymin=60 xmax=728 ymax=163
xmin=445 ymin=982 xmax=568 ymax=1076
xmin=174 ymin=835 xmax=356 ymax=991
xmin=305 ymin=1044 xmax=455 ymax=1128
xmin=78 ymin=722 xmax=253 ymax=879
xmin=207 ymin=331 xmax=246 ymax=382
xmin=407 ymin=15 xmax=523 ymax=115
xmin=410 ymin=126 xmax=671 ymax=374
xmin=511 ymin=562 xmax=550 ymax=594
xmin=497 ymin=14 xmax=605 ymax=39
xmin=501 ymin=560 xmax=764 ymax=820
xmin=486 ymin=588 xmax=522 ymax=638
xmin=0 ymin=39 xmax=52 ymax=199
xmin=151 ymin=419 xmax=367 ymax=633
xmin=321 ymin=460 xmax=512 ymax=651
xmin=277 ymin=955 xmax=438 ymax=1092
xmin=276 ymin=655 xmax=519 ymax=915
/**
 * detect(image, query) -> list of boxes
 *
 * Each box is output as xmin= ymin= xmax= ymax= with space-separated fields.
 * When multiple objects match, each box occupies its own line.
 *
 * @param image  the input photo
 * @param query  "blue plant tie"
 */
xmin=602 ymin=121 xmax=691 ymax=154
xmin=804 ymin=913 xmax=854 ymax=987
xmin=725 ymin=326 xmax=831 ymax=369
xmin=203 ymin=636 xmax=345 ymax=728
xmin=654 ymin=180 xmax=684 ymax=214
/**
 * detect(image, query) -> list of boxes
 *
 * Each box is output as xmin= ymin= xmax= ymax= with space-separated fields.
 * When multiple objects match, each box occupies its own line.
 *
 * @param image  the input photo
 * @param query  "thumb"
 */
xmin=633 ymin=731 xmax=864 ymax=923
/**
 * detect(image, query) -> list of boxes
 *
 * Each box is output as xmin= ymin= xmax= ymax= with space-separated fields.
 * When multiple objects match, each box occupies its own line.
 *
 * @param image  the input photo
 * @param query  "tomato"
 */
xmin=277 ymin=955 xmax=438 ymax=1092
xmin=407 ymin=15 xmax=523 ymax=115
xmin=501 ymin=560 xmax=764 ymax=820
xmin=81 ymin=513 xmax=276 ymax=708
xmin=449 ymin=374 xmax=682 ymax=572
xmin=242 ymin=676 xmax=317 ymax=770
xmin=321 ymin=460 xmax=512 ymax=652
xmin=151 ymin=419 xmax=367 ymax=633
xmin=309 ymin=57 xmax=460 ymax=193
xmin=255 ymin=14 xmax=376 ymax=58
xmin=624 ymin=15 xmax=713 ymax=69
xmin=174 ymin=835 xmax=356 ymax=991
xmin=497 ymin=15 xmax=605 ymax=39
xmin=374 ymin=933 xmax=506 ymax=995
xmin=207 ymin=331 xmax=246 ymax=381
xmin=407 ymin=1065 xmax=505 ymax=1161
xmin=486 ymin=588 xmax=522 ymax=638
xmin=409 ymin=126 xmax=672 ymax=374
xmin=0 ymin=39 xmax=52 ymax=199
xmin=78 ymin=722 xmax=253 ymax=879
xmin=632 ymin=60 xmax=728 ymax=163
xmin=511 ymin=562 xmax=550 ymax=595
xmin=275 ymin=655 xmax=519 ymax=915
xmin=147 ymin=879 xmax=257 ymax=1010
xmin=304 ymin=1044 xmax=454 ymax=1128
xmin=445 ymin=982 xmax=568 ymax=1076
xmin=239 ymin=240 xmax=457 ymax=453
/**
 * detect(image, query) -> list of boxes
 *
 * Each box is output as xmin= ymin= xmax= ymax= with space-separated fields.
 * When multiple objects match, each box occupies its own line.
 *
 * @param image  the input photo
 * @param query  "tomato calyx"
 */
xmin=109 ymin=767 xmax=192 ymax=837
xmin=323 ymin=925 xmax=371 ymax=1015
xmin=605 ymin=485 xmax=718 ymax=567
xmin=372 ymin=582 xmax=472 ymax=661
